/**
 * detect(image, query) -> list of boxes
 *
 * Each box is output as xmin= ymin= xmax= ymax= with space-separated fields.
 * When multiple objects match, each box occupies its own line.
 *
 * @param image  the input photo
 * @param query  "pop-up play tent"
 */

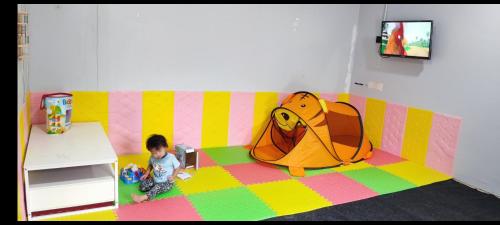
xmin=250 ymin=91 xmax=373 ymax=176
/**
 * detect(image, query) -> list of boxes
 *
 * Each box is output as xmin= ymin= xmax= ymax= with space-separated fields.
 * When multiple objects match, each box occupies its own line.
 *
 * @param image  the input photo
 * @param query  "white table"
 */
xmin=23 ymin=122 xmax=118 ymax=221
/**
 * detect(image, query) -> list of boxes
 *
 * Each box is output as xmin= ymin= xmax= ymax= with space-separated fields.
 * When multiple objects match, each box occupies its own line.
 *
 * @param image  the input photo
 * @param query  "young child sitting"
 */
xmin=131 ymin=134 xmax=181 ymax=203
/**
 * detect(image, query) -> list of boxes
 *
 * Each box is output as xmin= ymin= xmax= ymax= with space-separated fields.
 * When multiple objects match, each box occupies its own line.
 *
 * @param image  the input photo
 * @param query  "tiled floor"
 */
xmin=45 ymin=147 xmax=451 ymax=221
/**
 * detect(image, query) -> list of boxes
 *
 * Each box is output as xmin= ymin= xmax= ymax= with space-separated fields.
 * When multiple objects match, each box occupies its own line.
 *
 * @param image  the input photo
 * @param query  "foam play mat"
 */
xmin=43 ymin=146 xmax=451 ymax=221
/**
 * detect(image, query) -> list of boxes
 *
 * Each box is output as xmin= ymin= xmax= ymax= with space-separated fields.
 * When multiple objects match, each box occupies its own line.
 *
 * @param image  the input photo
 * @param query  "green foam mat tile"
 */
xmin=341 ymin=167 xmax=416 ymax=195
xmin=202 ymin=146 xmax=256 ymax=166
xmin=187 ymin=187 xmax=276 ymax=221
xmin=118 ymin=180 xmax=182 ymax=205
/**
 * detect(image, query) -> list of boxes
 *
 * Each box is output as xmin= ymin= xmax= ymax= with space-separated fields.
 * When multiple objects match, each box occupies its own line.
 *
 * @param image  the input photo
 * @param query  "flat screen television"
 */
xmin=380 ymin=20 xmax=433 ymax=59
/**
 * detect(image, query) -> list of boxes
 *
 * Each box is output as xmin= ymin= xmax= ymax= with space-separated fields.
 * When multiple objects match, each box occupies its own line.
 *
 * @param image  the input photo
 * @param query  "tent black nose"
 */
xmin=281 ymin=112 xmax=289 ymax=121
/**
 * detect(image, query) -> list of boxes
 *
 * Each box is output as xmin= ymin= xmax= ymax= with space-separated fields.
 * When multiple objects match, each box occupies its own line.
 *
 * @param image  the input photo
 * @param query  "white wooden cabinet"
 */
xmin=23 ymin=122 xmax=118 ymax=221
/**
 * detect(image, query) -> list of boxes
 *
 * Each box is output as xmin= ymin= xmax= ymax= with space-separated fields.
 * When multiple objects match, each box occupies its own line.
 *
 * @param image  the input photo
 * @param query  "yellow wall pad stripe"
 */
xmin=142 ymin=91 xmax=175 ymax=153
xmin=401 ymin=107 xmax=434 ymax=165
xmin=337 ymin=93 xmax=350 ymax=103
xmin=71 ymin=91 xmax=109 ymax=134
xmin=118 ymin=153 xmax=151 ymax=171
xmin=252 ymin=92 xmax=279 ymax=144
xmin=201 ymin=91 xmax=231 ymax=148
xmin=364 ymin=98 xmax=387 ymax=149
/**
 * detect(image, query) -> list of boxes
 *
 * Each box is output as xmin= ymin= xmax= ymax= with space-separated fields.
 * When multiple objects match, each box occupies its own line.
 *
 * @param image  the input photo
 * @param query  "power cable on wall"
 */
xmin=383 ymin=4 xmax=388 ymax=21
xmin=380 ymin=4 xmax=390 ymax=58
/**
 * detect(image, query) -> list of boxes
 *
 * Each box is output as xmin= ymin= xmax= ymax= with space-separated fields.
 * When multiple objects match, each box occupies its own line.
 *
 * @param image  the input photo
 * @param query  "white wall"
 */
xmin=350 ymin=4 xmax=500 ymax=197
xmin=29 ymin=4 xmax=500 ymax=196
xmin=28 ymin=4 xmax=98 ymax=92
xmin=29 ymin=4 xmax=360 ymax=93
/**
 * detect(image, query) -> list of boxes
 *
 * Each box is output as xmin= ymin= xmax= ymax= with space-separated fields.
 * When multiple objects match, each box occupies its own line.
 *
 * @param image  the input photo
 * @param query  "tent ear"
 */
xmin=319 ymin=99 xmax=328 ymax=113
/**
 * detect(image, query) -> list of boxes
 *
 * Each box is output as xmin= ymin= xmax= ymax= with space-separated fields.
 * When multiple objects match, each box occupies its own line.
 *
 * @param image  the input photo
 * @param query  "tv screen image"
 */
xmin=380 ymin=21 xmax=433 ymax=59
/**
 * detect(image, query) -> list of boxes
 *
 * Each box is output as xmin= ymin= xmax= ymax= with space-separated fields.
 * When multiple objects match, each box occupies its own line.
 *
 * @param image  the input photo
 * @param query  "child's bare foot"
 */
xmin=131 ymin=194 xmax=148 ymax=203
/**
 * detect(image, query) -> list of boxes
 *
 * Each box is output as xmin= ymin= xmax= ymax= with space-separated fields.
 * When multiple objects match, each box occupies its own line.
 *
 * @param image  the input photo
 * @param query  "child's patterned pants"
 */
xmin=139 ymin=178 xmax=173 ymax=200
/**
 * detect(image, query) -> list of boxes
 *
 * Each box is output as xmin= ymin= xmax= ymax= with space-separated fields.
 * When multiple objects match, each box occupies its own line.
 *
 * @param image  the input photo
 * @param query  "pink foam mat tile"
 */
xmin=299 ymin=173 xmax=378 ymax=205
xmin=117 ymin=196 xmax=202 ymax=221
xmin=381 ymin=102 xmax=408 ymax=157
xmin=198 ymin=149 xmax=217 ymax=168
xmin=108 ymin=91 xmax=143 ymax=155
xmin=425 ymin=113 xmax=462 ymax=176
xmin=227 ymin=92 xmax=255 ymax=146
xmin=173 ymin=91 xmax=204 ymax=149
xmin=224 ymin=161 xmax=290 ymax=185
xmin=365 ymin=149 xmax=406 ymax=166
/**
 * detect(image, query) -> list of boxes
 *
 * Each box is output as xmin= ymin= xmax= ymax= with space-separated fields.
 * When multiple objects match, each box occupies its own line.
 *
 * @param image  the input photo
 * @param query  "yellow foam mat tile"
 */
xmin=364 ymin=98 xmax=386 ymax=148
xmin=201 ymin=91 xmax=231 ymax=148
xmin=18 ymin=190 xmax=23 ymax=221
xmin=248 ymin=179 xmax=332 ymax=216
xmin=331 ymin=161 xmax=373 ymax=172
xmin=142 ymin=91 xmax=174 ymax=153
xmin=41 ymin=209 xmax=117 ymax=221
xmin=71 ymin=91 xmax=109 ymax=134
xmin=401 ymin=107 xmax=433 ymax=165
xmin=337 ymin=93 xmax=350 ymax=103
xmin=252 ymin=92 xmax=279 ymax=143
xmin=378 ymin=161 xmax=451 ymax=186
xmin=176 ymin=166 xmax=243 ymax=195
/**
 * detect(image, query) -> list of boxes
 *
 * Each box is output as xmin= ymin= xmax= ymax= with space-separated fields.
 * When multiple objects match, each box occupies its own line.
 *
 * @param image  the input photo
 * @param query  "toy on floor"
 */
xmin=175 ymin=144 xmax=199 ymax=170
xmin=120 ymin=163 xmax=146 ymax=184
xmin=176 ymin=171 xmax=192 ymax=180
xmin=250 ymin=91 xmax=373 ymax=177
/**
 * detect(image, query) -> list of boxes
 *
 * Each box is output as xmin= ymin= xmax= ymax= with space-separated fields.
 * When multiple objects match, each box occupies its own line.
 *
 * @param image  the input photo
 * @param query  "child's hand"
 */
xmin=140 ymin=174 xmax=149 ymax=181
xmin=168 ymin=176 xmax=175 ymax=183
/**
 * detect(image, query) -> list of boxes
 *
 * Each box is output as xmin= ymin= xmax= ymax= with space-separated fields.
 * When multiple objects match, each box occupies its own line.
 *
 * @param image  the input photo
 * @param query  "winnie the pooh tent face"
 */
xmin=250 ymin=91 xmax=373 ymax=177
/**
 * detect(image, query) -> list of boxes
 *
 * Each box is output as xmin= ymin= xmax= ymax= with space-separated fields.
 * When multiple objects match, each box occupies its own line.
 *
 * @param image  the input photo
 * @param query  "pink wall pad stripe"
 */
xmin=198 ymin=149 xmax=217 ymax=168
xmin=319 ymin=93 xmax=337 ymax=102
xmin=425 ymin=113 xmax=462 ymax=176
xmin=365 ymin=149 xmax=406 ymax=166
xmin=278 ymin=92 xmax=292 ymax=105
xmin=30 ymin=92 xmax=49 ymax=124
xmin=299 ymin=173 xmax=378 ymax=205
xmin=349 ymin=95 xmax=366 ymax=120
xmin=117 ymin=196 xmax=202 ymax=221
xmin=108 ymin=92 xmax=143 ymax=155
xmin=227 ymin=92 xmax=255 ymax=146
xmin=381 ymin=102 xmax=408 ymax=157
xmin=173 ymin=92 xmax=204 ymax=149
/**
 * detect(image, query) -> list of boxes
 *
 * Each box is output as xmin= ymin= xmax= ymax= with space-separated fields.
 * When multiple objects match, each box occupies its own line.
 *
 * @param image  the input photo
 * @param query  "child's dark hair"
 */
xmin=146 ymin=134 xmax=168 ymax=151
